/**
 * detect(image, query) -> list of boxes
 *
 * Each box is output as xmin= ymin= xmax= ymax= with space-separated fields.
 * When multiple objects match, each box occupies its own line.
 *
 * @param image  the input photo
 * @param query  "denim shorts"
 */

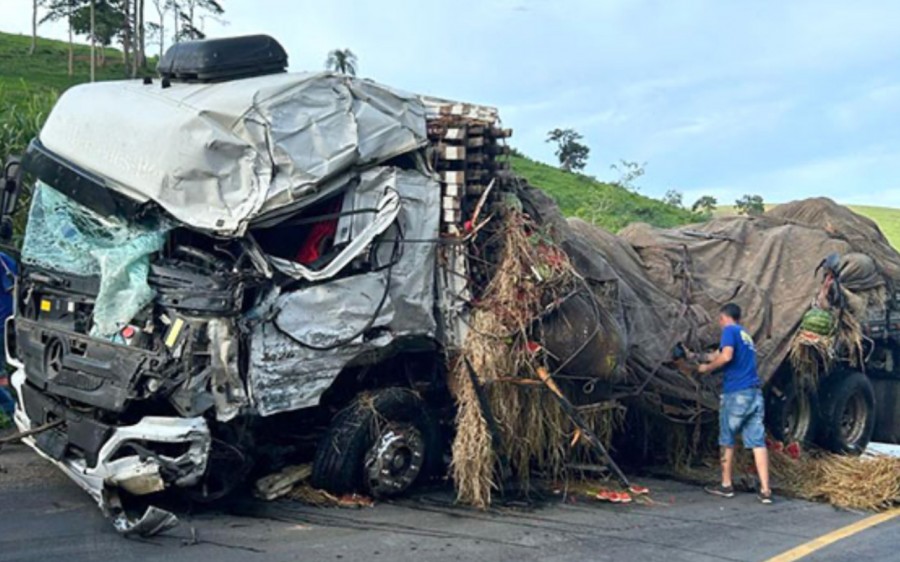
xmin=719 ymin=388 xmax=765 ymax=448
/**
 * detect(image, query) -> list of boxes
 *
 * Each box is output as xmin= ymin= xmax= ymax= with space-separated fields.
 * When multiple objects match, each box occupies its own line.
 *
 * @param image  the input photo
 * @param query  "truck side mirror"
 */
xmin=1 ymin=156 xmax=22 ymax=243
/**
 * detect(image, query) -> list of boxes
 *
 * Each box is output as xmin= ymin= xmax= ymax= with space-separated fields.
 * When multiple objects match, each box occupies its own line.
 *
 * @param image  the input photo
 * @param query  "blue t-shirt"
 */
xmin=720 ymin=324 xmax=760 ymax=393
xmin=0 ymin=253 xmax=15 ymax=314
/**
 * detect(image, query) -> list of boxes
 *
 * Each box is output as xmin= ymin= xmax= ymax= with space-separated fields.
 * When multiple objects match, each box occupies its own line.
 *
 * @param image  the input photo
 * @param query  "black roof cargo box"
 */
xmin=158 ymin=35 xmax=288 ymax=83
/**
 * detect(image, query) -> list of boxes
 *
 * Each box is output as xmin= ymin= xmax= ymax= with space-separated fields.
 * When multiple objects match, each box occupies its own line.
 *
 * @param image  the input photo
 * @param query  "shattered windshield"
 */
xmin=22 ymin=181 xmax=168 ymax=337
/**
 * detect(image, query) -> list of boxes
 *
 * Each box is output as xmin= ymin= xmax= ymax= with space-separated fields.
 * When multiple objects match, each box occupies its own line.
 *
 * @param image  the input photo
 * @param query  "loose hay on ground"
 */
xmin=770 ymin=450 xmax=900 ymax=511
xmin=672 ymin=440 xmax=900 ymax=512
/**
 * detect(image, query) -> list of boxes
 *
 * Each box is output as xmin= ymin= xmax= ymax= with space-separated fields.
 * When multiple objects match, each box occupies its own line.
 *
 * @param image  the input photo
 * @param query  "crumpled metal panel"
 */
xmin=248 ymin=168 xmax=440 ymax=416
xmin=267 ymin=168 xmax=403 ymax=281
xmin=38 ymin=72 xmax=427 ymax=235
xmin=276 ymin=271 xmax=396 ymax=348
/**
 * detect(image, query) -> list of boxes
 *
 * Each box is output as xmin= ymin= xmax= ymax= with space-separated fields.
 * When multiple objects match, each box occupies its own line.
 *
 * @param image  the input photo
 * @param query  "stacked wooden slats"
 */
xmin=426 ymin=107 xmax=511 ymax=234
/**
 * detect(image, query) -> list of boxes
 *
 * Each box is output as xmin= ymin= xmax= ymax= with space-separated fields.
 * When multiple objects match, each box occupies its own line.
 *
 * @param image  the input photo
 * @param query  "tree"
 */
xmin=735 ymin=194 xmax=765 ymax=216
xmin=610 ymin=159 xmax=645 ymax=192
xmin=90 ymin=0 xmax=94 ymax=80
xmin=148 ymin=0 xmax=168 ymax=58
xmin=170 ymin=0 xmax=179 ymax=42
xmin=121 ymin=0 xmax=130 ymax=69
xmin=326 ymin=48 xmax=358 ymax=76
xmin=545 ymin=128 xmax=590 ymax=172
xmin=133 ymin=0 xmax=146 ymax=76
xmin=662 ymin=189 xmax=683 ymax=208
xmin=71 ymin=1 xmax=124 ymax=69
xmin=577 ymin=188 xmax=613 ymax=225
xmin=691 ymin=195 xmax=718 ymax=215
xmin=41 ymin=0 xmax=84 ymax=77
xmin=30 ymin=0 xmax=46 ymax=55
xmin=172 ymin=0 xmax=224 ymax=42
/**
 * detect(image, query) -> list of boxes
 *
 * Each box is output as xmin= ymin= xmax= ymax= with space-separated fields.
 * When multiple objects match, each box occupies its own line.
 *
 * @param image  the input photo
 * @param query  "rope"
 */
xmin=0 ymin=418 xmax=64 ymax=448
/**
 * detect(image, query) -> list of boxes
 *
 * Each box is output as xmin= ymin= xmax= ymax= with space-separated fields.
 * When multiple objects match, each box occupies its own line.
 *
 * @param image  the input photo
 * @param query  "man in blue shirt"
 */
xmin=0 ymin=251 xmax=17 ymax=423
xmin=696 ymin=303 xmax=772 ymax=504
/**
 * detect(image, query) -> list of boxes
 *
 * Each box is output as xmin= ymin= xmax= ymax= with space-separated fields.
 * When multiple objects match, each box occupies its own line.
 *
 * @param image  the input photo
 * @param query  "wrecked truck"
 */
xmin=3 ymin=35 xmax=540 ymax=532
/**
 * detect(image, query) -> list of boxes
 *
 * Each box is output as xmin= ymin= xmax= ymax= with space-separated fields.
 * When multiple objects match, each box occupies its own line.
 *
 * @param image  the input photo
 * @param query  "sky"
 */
xmin=3 ymin=0 xmax=900 ymax=208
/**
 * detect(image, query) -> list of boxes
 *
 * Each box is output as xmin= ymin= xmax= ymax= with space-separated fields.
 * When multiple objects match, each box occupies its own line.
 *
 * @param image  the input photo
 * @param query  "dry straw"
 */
xmin=450 ymin=204 xmax=622 ymax=507
xmin=789 ymin=286 xmax=876 ymax=387
xmin=677 ymin=443 xmax=900 ymax=512
xmin=770 ymin=449 xmax=900 ymax=511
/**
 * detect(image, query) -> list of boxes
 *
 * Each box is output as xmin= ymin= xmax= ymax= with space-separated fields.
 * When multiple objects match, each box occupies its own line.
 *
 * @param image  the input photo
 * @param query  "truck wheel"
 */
xmin=767 ymin=379 xmax=817 ymax=445
xmin=818 ymin=372 xmax=876 ymax=454
xmin=311 ymin=388 xmax=439 ymax=498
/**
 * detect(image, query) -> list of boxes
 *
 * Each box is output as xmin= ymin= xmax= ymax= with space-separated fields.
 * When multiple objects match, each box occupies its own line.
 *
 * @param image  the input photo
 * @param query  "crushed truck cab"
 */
xmin=6 ymin=35 xmax=520 ymax=532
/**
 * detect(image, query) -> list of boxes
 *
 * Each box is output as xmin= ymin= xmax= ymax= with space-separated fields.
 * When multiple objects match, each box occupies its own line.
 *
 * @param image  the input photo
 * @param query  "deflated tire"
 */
xmin=311 ymin=388 xmax=439 ymax=498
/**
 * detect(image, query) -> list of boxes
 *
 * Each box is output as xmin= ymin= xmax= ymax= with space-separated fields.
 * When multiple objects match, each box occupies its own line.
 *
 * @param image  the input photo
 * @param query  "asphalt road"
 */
xmin=1 ymin=442 xmax=897 ymax=562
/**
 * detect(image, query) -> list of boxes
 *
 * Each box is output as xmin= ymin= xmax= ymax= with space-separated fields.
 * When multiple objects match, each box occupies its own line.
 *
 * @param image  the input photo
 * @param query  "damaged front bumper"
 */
xmin=11 ymin=368 xmax=211 ymax=535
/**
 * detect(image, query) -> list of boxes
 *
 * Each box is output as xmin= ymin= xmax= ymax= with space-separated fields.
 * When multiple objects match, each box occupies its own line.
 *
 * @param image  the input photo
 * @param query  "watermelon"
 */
xmin=801 ymin=308 xmax=835 ymax=336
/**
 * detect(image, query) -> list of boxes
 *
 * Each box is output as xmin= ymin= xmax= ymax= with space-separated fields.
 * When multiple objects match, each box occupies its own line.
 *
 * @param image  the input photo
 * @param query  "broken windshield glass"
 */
xmin=21 ymin=182 xmax=168 ymax=337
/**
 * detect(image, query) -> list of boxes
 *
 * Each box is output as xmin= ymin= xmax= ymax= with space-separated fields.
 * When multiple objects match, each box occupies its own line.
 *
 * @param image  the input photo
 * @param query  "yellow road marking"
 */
xmin=766 ymin=508 xmax=900 ymax=562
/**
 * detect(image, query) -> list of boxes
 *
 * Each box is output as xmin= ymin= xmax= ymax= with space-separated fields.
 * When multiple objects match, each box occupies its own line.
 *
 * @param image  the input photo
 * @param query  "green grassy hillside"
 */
xmin=848 ymin=206 xmax=900 ymax=249
xmin=0 ymin=31 xmax=129 ymax=105
xmin=510 ymin=155 xmax=702 ymax=232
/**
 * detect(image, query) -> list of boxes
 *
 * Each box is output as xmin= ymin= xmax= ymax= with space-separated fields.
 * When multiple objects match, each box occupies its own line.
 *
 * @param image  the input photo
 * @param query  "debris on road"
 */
xmin=669 ymin=440 xmax=900 ymax=511
xmin=769 ymin=447 xmax=900 ymax=511
xmin=255 ymin=464 xmax=313 ymax=501
xmin=290 ymin=485 xmax=375 ymax=509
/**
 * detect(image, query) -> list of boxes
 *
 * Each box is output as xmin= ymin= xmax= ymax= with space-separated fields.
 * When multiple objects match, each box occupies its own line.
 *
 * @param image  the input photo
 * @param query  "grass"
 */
xmin=0 ymin=31 xmax=131 ymax=107
xmin=510 ymin=155 xmax=703 ymax=232
xmin=848 ymin=206 xmax=900 ymax=250
xmin=717 ymin=205 xmax=900 ymax=249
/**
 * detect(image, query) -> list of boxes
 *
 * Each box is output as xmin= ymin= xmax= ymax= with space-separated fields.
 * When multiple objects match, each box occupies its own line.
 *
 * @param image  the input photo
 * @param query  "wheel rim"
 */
xmin=364 ymin=423 xmax=425 ymax=497
xmin=784 ymin=390 xmax=811 ymax=442
xmin=839 ymin=392 xmax=867 ymax=445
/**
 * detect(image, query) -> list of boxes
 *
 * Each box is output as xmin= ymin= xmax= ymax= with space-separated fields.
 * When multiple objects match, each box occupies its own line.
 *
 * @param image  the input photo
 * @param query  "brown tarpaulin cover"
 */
xmin=520 ymin=186 xmax=900 ymax=417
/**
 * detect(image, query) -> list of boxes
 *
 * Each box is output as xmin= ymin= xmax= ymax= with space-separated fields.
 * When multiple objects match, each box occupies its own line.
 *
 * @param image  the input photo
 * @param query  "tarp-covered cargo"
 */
xmin=517 ymin=185 xmax=900 ymax=417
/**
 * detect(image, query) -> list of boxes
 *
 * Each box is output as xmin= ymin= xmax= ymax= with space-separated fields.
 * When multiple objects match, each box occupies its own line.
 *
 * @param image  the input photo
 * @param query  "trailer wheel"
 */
xmin=311 ymin=388 xmax=438 ymax=498
xmin=818 ymin=372 xmax=876 ymax=454
xmin=767 ymin=379 xmax=817 ymax=445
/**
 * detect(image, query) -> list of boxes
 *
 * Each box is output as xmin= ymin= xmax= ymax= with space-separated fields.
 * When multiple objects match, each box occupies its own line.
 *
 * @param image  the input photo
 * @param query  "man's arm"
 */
xmin=698 ymin=346 xmax=733 ymax=374
xmin=686 ymin=349 xmax=718 ymax=363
